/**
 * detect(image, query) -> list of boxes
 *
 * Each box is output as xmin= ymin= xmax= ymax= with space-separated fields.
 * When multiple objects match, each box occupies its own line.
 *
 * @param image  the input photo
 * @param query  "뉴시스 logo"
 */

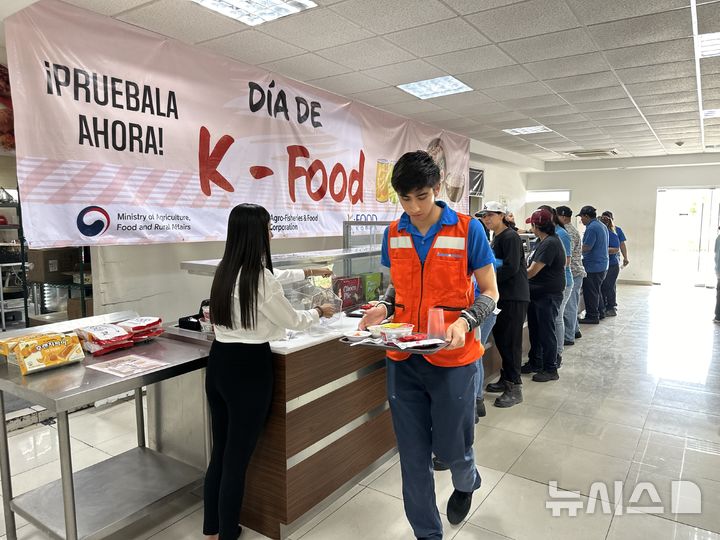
xmin=76 ymin=206 xmax=110 ymax=237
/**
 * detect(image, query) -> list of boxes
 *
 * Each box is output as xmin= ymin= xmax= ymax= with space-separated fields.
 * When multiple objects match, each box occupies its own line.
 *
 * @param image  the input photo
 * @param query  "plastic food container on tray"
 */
xmin=379 ymin=323 xmax=414 ymax=343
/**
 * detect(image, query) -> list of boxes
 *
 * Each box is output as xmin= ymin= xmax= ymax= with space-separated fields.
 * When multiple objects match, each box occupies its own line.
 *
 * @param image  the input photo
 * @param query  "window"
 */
xmin=526 ymin=190 xmax=570 ymax=203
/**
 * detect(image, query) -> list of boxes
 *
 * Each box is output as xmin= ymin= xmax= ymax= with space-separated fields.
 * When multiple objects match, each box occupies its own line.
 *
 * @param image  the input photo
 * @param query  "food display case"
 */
xmin=149 ymin=244 xmax=396 ymax=539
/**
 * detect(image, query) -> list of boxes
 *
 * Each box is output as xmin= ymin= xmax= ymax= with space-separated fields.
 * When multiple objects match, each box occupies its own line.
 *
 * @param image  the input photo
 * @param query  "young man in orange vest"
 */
xmin=361 ymin=151 xmax=498 ymax=539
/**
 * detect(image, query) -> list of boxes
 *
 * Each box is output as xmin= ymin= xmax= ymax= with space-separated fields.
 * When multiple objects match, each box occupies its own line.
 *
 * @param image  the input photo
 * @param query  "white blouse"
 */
xmin=213 ymin=268 xmax=319 ymax=344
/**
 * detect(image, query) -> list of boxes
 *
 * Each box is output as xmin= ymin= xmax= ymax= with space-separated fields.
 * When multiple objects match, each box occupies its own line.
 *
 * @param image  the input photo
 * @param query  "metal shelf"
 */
xmin=0 ymin=224 xmax=19 ymax=230
xmin=10 ymin=447 xmax=204 ymax=540
xmin=0 ymin=203 xmax=18 ymax=208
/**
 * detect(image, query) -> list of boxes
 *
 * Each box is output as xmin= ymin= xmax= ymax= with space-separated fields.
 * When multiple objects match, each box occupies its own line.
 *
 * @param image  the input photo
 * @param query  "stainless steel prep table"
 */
xmin=0 ymin=311 xmax=211 ymax=540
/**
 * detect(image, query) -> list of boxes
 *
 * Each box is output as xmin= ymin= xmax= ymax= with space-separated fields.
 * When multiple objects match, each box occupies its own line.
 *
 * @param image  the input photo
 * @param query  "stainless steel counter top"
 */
xmin=0 ymin=336 xmax=210 ymax=413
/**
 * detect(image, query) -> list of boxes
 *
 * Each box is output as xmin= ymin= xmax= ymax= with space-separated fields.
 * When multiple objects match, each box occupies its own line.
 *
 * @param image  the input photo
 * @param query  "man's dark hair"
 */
xmin=534 ymin=220 xmax=556 ymax=235
xmin=538 ymin=205 xmax=564 ymax=228
xmin=391 ymin=150 xmax=441 ymax=196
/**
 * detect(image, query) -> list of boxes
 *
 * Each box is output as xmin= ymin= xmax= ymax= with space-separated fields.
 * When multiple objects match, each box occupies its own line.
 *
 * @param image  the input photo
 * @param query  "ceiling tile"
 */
xmin=261 ymin=54 xmax=350 ymax=82
xmin=499 ymin=28 xmax=598 ymax=63
xmin=634 ymin=91 xmax=697 ymax=107
xmin=584 ymin=108 xmax=642 ymax=120
xmin=201 ymin=31 xmax=304 ymax=65
xmin=347 ymin=87 xmax=416 ymax=107
xmin=702 ymin=74 xmax=720 ymax=89
xmin=427 ymin=91 xmax=495 ymax=112
xmin=650 ymin=119 xmax=700 ymax=129
xmin=466 ymin=102 xmax=512 ymax=116
xmin=645 ymin=111 xmax=699 ymax=122
xmin=466 ymin=0 xmax=579 ymax=42
xmin=557 ymin=127 xmax=605 ymax=136
xmin=574 ymin=98 xmax=635 ymax=111
xmin=426 ymin=45 xmax=515 ymax=74
xmin=587 ymin=10 xmax=691 ymax=51
xmin=384 ymin=18 xmax=489 ymax=57
xmin=544 ymin=71 xmax=619 ymax=92
xmin=307 ymin=72 xmax=386 ymax=94
xmin=700 ymin=56 xmax=720 ymax=77
xmin=564 ymin=0 xmax=688 ymax=25
xmin=362 ymin=59 xmax=446 ymax=85
xmin=437 ymin=117 xmax=482 ymax=130
xmin=117 ymin=0 xmax=248 ymax=44
xmin=470 ymin=111 xmax=531 ymax=124
xmin=441 ymin=0 xmax=528 ymax=14
xmin=65 ymin=0 xmax=161 ymax=16
xmin=456 ymin=65 xmax=536 ymax=89
xmin=702 ymin=87 xmax=720 ymax=101
xmin=603 ymin=38 xmax=694 ymax=69
xmin=527 ymin=105 xmax=583 ymax=118
xmin=484 ymin=82 xmax=553 ymax=100
xmin=594 ymin=117 xmax=648 ymax=127
xmin=504 ymin=94 xmax=568 ymax=110
xmin=409 ymin=110 xmax=462 ymax=123
xmin=698 ymin=1 xmax=720 ymax=34
xmin=258 ymin=8 xmax=372 ymax=50
xmin=625 ymin=77 xmax=697 ymax=96
xmin=559 ymin=86 xmax=628 ymax=103
xmin=317 ymin=38 xmax=414 ymax=70
xmin=616 ymin=61 xmax=696 ymax=84
xmin=329 ymin=0 xmax=455 ymax=33
xmin=381 ymin=100 xmax=443 ymax=116
xmin=525 ymin=52 xmax=611 ymax=79
xmin=531 ymin=113 xmax=589 ymax=124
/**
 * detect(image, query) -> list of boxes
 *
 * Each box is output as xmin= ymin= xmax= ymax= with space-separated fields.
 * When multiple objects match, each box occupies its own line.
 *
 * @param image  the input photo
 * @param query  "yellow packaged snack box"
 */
xmin=12 ymin=332 xmax=85 ymax=375
xmin=0 ymin=334 xmax=44 ymax=364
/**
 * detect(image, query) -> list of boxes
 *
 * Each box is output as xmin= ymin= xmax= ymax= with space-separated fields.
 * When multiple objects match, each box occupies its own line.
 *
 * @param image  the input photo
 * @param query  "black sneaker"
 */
xmin=521 ymin=362 xmax=540 ymax=374
xmin=606 ymin=308 xmax=617 ymax=317
xmin=564 ymin=340 xmax=574 ymax=346
xmin=485 ymin=379 xmax=505 ymax=393
xmin=575 ymin=330 xmax=582 ymax=339
xmin=476 ymin=398 xmax=486 ymax=419
xmin=556 ymin=355 xmax=562 ymax=369
xmin=578 ymin=318 xmax=599 ymax=325
xmin=432 ymin=457 xmax=449 ymax=471
xmin=532 ymin=370 xmax=559 ymax=382
xmin=447 ymin=489 xmax=473 ymax=524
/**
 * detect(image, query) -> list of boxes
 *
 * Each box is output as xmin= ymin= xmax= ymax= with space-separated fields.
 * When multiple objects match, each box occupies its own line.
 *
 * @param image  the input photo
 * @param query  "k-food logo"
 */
xmin=76 ymin=206 xmax=110 ymax=237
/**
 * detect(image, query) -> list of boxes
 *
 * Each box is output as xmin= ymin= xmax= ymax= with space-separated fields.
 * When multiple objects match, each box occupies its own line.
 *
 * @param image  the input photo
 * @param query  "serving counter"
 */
xmin=158 ymin=313 xmax=394 ymax=539
xmin=0 ymin=311 xmax=211 ymax=540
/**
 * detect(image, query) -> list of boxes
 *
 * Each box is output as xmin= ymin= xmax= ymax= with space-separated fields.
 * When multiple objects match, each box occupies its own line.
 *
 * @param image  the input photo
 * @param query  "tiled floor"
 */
xmin=2 ymin=284 xmax=720 ymax=539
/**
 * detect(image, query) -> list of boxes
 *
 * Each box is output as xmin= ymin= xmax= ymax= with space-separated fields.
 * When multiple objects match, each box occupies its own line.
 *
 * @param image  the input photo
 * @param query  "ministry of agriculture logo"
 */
xmin=76 ymin=206 xmax=110 ymax=237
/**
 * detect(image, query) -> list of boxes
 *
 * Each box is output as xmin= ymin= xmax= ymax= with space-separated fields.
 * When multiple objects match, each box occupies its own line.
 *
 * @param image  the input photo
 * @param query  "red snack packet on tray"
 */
xmin=75 ymin=324 xmax=134 ymax=356
xmin=118 ymin=317 xmax=162 ymax=334
xmin=132 ymin=328 xmax=164 ymax=343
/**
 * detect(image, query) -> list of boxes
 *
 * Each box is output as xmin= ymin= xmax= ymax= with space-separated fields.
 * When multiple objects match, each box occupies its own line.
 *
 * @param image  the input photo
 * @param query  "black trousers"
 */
xmin=582 ymin=270 xmax=607 ymax=320
xmin=527 ymin=293 xmax=563 ymax=372
xmin=203 ymin=340 xmax=273 ymax=539
xmin=492 ymin=300 xmax=528 ymax=384
xmin=600 ymin=264 xmax=620 ymax=313
xmin=716 ymin=278 xmax=720 ymax=320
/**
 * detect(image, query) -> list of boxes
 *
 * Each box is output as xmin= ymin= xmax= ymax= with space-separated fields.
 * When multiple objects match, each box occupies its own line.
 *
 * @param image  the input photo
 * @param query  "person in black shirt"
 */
xmin=521 ymin=209 xmax=566 ymax=382
xmin=479 ymin=202 xmax=529 ymax=408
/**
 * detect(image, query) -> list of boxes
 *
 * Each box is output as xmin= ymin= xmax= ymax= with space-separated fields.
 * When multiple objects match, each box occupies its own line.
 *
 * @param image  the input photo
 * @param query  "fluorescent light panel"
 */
xmin=191 ymin=0 xmax=317 ymax=26
xmin=698 ymin=32 xmax=720 ymax=58
xmin=703 ymin=109 xmax=720 ymax=118
xmin=397 ymin=76 xmax=472 ymax=100
xmin=502 ymin=125 xmax=552 ymax=135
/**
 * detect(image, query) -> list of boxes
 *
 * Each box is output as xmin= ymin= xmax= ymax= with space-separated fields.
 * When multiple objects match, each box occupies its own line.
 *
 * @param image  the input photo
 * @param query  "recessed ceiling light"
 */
xmin=191 ymin=0 xmax=317 ymax=26
xmin=703 ymin=109 xmax=720 ymax=118
xmin=502 ymin=125 xmax=552 ymax=135
xmin=698 ymin=32 xmax=720 ymax=58
xmin=397 ymin=76 xmax=473 ymax=100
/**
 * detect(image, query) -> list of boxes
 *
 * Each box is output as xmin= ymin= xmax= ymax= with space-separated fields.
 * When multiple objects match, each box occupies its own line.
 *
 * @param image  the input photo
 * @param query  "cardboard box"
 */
xmin=67 ymin=297 xmax=93 ymax=320
xmin=27 ymin=248 xmax=81 ymax=283
xmin=332 ymin=276 xmax=362 ymax=309
xmin=361 ymin=272 xmax=383 ymax=302
xmin=29 ymin=312 xmax=68 ymax=327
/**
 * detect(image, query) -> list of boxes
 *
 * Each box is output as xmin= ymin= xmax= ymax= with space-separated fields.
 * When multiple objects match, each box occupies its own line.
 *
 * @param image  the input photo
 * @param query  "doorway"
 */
xmin=652 ymin=188 xmax=720 ymax=286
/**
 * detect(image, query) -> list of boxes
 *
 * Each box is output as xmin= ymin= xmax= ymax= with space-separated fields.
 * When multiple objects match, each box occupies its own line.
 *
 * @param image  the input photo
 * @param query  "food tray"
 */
xmin=338 ymin=337 xmax=448 ymax=355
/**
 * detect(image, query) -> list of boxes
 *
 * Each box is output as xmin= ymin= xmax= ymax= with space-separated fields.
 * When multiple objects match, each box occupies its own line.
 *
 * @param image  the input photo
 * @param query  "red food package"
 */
xmin=332 ymin=277 xmax=363 ymax=309
xmin=82 ymin=340 xmax=134 ymax=356
xmin=118 ymin=317 xmax=162 ymax=333
xmin=76 ymin=324 xmax=132 ymax=346
xmin=397 ymin=333 xmax=429 ymax=342
xmin=360 ymin=303 xmax=373 ymax=310
xmin=132 ymin=328 xmax=164 ymax=343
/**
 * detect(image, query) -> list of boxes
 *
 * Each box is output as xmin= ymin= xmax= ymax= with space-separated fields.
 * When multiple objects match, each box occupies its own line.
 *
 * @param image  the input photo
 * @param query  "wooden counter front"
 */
xmin=239 ymin=338 xmax=392 ymax=539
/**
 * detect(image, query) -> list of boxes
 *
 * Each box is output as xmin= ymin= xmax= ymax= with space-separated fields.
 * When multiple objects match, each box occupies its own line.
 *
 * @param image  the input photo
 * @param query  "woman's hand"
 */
xmin=359 ymin=305 xmax=387 ymax=330
xmin=315 ymin=304 xmax=336 ymax=318
xmin=445 ymin=318 xmax=469 ymax=350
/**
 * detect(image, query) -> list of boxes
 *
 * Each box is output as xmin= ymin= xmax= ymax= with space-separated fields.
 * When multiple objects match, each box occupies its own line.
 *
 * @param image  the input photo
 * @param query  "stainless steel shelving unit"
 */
xmin=0 ymin=311 xmax=211 ymax=540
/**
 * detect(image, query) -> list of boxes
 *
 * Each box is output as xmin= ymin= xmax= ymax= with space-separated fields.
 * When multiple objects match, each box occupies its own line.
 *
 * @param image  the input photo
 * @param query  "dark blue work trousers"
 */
xmin=386 ymin=354 xmax=481 ymax=539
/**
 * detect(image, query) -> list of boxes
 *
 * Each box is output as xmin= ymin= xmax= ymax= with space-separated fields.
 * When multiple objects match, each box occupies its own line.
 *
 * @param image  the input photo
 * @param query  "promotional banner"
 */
xmin=6 ymin=0 xmax=470 ymax=248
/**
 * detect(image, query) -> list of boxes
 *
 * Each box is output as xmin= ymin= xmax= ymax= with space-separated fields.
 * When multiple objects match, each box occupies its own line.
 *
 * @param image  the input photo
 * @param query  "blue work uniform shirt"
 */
xmin=381 ymin=201 xmax=495 ymax=274
xmin=555 ymin=225 xmax=574 ymax=288
xmin=582 ymin=218 xmax=610 ymax=273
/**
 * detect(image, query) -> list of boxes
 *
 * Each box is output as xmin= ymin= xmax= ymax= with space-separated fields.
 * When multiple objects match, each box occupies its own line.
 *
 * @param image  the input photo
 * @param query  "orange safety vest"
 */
xmin=386 ymin=213 xmax=483 ymax=367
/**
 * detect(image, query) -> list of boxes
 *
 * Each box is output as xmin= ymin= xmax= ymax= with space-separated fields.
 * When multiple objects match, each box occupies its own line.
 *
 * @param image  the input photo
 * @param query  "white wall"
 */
xmin=525 ymin=164 xmax=720 ymax=283
xmin=469 ymin=161 xmax=527 ymax=217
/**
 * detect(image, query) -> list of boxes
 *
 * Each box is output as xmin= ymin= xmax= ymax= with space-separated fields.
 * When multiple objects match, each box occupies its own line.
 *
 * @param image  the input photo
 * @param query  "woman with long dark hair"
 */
xmin=203 ymin=204 xmax=335 ymax=540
